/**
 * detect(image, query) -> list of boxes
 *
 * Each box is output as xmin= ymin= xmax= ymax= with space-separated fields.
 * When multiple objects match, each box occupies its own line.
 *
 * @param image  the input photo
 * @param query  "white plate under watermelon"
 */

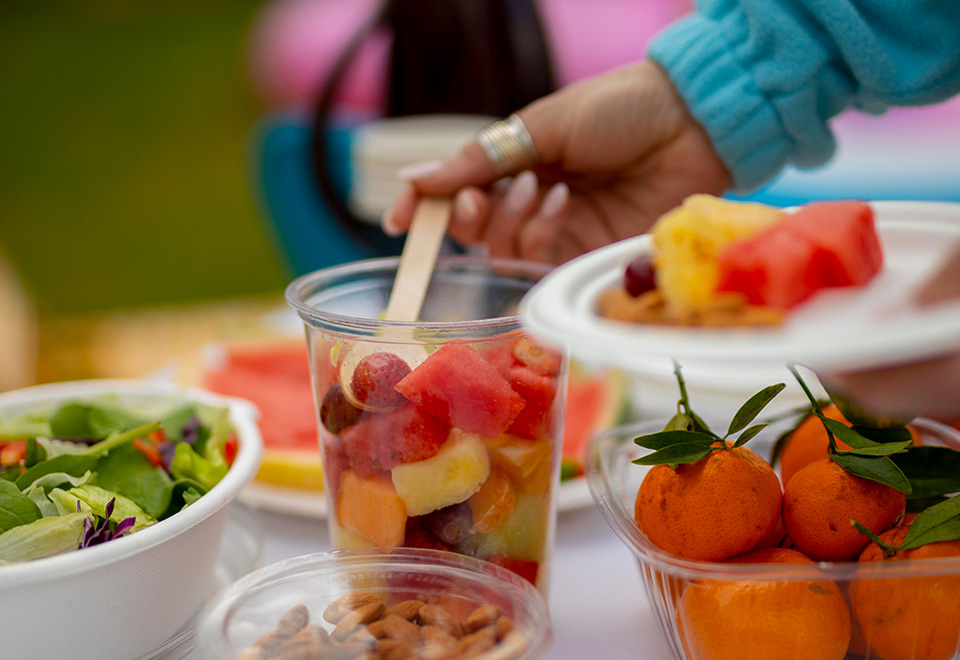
xmin=520 ymin=201 xmax=960 ymax=373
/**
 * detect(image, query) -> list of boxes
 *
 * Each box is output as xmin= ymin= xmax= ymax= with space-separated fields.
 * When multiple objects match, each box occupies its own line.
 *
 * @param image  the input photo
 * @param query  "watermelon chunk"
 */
xmin=505 ymin=365 xmax=558 ymax=440
xmin=339 ymin=404 xmax=450 ymax=478
xmin=786 ymin=200 xmax=883 ymax=286
xmin=395 ymin=344 xmax=525 ymax=439
xmin=718 ymin=200 xmax=882 ymax=308
xmin=716 ymin=229 xmax=820 ymax=308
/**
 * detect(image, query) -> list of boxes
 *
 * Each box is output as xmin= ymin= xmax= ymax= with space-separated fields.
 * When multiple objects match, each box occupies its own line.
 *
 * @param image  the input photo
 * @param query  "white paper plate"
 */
xmin=520 ymin=201 xmax=960 ymax=374
xmin=238 ymin=478 xmax=595 ymax=519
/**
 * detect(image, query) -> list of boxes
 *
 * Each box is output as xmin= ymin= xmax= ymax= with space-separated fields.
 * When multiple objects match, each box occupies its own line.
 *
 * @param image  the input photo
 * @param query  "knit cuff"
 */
xmin=648 ymin=14 xmax=794 ymax=192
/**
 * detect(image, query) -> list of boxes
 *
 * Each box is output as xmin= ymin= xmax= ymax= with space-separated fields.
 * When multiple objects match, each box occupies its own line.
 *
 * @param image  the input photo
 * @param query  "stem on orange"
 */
xmin=786 ymin=363 xmax=839 ymax=454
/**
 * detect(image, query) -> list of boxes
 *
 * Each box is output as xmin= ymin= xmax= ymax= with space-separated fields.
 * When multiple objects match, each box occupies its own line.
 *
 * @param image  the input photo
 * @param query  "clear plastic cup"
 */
xmin=286 ymin=256 xmax=567 ymax=594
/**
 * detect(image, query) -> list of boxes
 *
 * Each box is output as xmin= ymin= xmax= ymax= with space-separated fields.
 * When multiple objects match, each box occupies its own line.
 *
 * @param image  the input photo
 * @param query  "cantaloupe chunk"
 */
xmin=336 ymin=469 xmax=407 ymax=547
xmin=390 ymin=429 xmax=490 ymax=516
xmin=652 ymin=194 xmax=784 ymax=313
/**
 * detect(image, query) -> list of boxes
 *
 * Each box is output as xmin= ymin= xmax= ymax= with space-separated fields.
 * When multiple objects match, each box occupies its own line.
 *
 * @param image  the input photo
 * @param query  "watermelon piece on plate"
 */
xmin=718 ymin=200 xmax=882 ymax=308
xmin=395 ymin=344 xmax=525 ymax=438
xmin=786 ymin=200 xmax=883 ymax=286
xmin=339 ymin=404 xmax=450 ymax=478
xmin=716 ymin=228 xmax=820 ymax=308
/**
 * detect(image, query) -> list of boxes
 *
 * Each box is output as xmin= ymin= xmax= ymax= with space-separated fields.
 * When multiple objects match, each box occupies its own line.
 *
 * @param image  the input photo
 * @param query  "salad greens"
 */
xmin=0 ymin=396 xmax=238 ymax=564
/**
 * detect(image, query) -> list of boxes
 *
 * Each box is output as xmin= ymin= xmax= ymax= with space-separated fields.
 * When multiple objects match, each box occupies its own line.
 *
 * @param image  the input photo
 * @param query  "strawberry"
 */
xmin=350 ymin=352 xmax=412 ymax=410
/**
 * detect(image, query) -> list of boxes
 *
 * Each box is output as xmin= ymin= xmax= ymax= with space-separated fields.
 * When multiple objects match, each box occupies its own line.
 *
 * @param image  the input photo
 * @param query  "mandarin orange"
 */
xmin=782 ymin=457 xmax=905 ymax=562
xmin=677 ymin=547 xmax=851 ymax=660
xmin=778 ymin=404 xmax=849 ymax=486
xmin=850 ymin=525 xmax=960 ymax=660
xmin=779 ymin=405 xmax=921 ymax=487
xmin=634 ymin=445 xmax=781 ymax=561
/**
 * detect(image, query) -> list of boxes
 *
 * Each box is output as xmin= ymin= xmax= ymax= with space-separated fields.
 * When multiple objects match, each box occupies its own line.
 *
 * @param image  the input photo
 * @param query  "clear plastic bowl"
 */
xmin=587 ymin=417 xmax=960 ymax=660
xmin=194 ymin=547 xmax=552 ymax=659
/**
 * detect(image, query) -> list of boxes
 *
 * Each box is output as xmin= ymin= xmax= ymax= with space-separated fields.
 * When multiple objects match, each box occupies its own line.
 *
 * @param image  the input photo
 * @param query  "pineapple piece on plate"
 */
xmin=652 ymin=195 xmax=784 ymax=313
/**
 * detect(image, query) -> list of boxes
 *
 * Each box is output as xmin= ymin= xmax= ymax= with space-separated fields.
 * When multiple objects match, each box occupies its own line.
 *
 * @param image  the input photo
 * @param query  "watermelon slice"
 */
xmin=561 ymin=364 xmax=628 ymax=480
xmin=785 ymin=200 xmax=883 ymax=286
xmin=718 ymin=200 xmax=882 ymax=309
xmin=715 ymin=229 xmax=820 ymax=309
xmin=202 ymin=340 xmax=324 ymax=489
xmin=395 ymin=344 xmax=525 ymax=439
xmin=339 ymin=404 xmax=451 ymax=478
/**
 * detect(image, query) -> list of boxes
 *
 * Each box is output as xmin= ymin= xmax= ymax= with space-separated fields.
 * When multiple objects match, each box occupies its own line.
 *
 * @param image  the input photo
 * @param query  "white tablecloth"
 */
xmin=254 ymin=503 xmax=675 ymax=660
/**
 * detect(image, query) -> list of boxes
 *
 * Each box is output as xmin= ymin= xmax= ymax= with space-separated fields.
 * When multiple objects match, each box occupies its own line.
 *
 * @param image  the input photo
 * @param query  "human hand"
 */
xmin=381 ymin=61 xmax=731 ymax=264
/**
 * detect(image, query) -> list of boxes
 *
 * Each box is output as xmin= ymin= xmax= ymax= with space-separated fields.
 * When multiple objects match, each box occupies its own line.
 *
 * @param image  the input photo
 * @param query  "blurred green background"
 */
xmin=0 ymin=0 xmax=288 ymax=316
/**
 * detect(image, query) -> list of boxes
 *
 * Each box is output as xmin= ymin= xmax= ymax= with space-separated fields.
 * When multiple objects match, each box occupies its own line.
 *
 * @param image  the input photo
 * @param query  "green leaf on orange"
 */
xmin=851 ymin=425 xmax=915 ymax=445
xmin=900 ymin=496 xmax=960 ymax=550
xmin=833 ymin=439 xmax=913 ymax=457
xmin=632 ymin=443 xmax=714 ymax=467
xmin=634 ymin=430 xmax=715 ymax=451
xmin=831 ymin=452 xmax=912 ymax=494
xmin=733 ymin=423 xmax=768 ymax=448
xmin=726 ymin=384 xmax=786 ymax=436
xmin=853 ymin=496 xmax=960 ymax=555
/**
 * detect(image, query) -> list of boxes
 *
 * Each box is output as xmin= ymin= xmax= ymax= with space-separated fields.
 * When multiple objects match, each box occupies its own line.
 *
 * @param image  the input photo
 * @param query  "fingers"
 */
xmin=381 ymin=186 xmax=419 ymax=236
xmin=383 ymin=140 xmax=508 ymax=237
xmin=516 ymin=182 xmax=569 ymax=263
xmin=448 ymin=187 xmax=490 ymax=245
xmin=484 ymin=171 xmax=540 ymax=258
xmin=397 ymin=141 xmax=502 ymax=195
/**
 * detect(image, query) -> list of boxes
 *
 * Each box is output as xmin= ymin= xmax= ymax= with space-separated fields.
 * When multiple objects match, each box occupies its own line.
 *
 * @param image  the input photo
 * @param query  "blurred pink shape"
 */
xmin=248 ymin=0 xmax=390 ymax=112
xmin=247 ymin=0 xmax=692 ymax=111
xmin=537 ymin=0 xmax=691 ymax=85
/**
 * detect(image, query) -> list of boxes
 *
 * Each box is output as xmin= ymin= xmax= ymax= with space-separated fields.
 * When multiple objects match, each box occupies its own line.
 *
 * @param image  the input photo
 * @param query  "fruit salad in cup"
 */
xmin=314 ymin=334 xmax=564 ymax=592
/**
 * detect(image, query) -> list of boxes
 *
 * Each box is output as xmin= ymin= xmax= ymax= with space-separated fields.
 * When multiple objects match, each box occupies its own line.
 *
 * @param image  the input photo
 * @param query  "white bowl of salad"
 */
xmin=0 ymin=379 xmax=263 ymax=660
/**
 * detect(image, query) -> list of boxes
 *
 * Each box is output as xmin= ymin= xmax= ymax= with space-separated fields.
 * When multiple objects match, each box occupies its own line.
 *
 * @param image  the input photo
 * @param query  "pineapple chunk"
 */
xmin=391 ymin=428 xmax=491 ymax=516
xmin=652 ymin=194 xmax=784 ymax=313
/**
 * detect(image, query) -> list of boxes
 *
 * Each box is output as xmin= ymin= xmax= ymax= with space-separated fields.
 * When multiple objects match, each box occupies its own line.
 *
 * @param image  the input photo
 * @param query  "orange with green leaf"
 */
xmin=632 ymin=364 xmax=784 ymax=562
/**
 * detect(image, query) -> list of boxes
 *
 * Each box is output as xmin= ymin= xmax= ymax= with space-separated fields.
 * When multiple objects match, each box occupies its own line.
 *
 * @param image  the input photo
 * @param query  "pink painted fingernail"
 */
xmin=396 ymin=160 xmax=444 ymax=181
xmin=505 ymin=170 xmax=538 ymax=214
xmin=539 ymin=182 xmax=569 ymax=218
xmin=381 ymin=208 xmax=403 ymax=236
xmin=454 ymin=189 xmax=478 ymax=224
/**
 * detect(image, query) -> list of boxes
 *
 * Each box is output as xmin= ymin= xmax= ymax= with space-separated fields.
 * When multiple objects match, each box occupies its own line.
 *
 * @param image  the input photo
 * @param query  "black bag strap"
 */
xmin=309 ymin=0 xmax=556 ymax=254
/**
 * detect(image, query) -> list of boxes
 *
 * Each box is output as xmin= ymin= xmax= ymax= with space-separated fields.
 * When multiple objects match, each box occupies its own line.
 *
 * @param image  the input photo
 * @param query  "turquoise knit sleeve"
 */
xmin=648 ymin=0 xmax=960 ymax=192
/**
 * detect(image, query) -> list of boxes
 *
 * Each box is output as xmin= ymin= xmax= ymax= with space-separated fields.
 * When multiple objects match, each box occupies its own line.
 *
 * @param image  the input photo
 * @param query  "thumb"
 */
xmin=399 ymin=140 xmax=502 ymax=196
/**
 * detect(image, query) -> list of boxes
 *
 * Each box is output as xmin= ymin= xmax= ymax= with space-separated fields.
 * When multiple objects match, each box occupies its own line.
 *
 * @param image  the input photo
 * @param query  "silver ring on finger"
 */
xmin=475 ymin=114 xmax=538 ymax=177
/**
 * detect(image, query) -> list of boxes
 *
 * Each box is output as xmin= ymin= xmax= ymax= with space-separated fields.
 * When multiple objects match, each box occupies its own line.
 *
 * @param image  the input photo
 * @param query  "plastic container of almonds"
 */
xmin=194 ymin=547 xmax=551 ymax=660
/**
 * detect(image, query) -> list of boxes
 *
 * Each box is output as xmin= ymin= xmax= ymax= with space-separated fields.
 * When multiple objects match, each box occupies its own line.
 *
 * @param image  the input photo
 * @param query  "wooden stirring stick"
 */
xmin=384 ymin=196 xmax=453 ymax=322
